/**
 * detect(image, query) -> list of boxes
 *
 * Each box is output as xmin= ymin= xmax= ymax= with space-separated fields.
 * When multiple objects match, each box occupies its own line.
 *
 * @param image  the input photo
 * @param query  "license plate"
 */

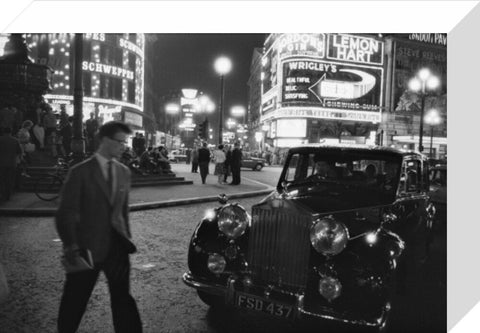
xmin=235 ymin=292 xmax=293 ymax=319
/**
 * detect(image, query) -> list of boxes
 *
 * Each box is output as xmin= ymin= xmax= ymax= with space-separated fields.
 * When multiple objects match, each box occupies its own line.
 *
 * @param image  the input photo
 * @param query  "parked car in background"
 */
xmin=183 ymin=145 xmax=436 ymax=332
xmin=241 ymin=152 xmax=266 ymax=171
xmin=168 ymin=149 xmax=188 ymax=163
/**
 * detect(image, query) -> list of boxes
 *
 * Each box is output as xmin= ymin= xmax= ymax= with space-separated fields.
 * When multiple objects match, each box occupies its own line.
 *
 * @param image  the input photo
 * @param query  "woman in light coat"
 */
xmin=212 ymin=144 xmax=226 ymax=185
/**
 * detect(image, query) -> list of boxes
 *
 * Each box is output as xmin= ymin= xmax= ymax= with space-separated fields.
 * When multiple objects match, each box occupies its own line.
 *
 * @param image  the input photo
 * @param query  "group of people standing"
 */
xmin=194 ymin=142 xmax=242 ymax=185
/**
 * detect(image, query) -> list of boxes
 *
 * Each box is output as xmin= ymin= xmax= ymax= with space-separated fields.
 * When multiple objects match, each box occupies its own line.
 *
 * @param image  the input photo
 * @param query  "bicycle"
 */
xmin=34 ymin=157 xmax=71 ymax=201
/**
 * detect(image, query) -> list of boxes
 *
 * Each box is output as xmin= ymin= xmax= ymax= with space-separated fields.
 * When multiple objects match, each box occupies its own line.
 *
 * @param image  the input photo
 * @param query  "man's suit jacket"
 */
xmin=231 ymin=148 xmax=242 ymax=167
xmin=55 ymin=156 xmax=136 ymax=263
xmin=198 ymin=147 xmax=210 ymax=163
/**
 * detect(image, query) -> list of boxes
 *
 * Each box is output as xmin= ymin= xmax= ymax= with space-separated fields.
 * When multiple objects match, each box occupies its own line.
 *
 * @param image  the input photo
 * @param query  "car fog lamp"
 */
xmin=217 ymin=205 xmax=249 ymax=239
xmin=207 ymin=253 xmax=226 ymax=274
xmin=204 ymin=209 xmax=216 ymax=221
xmin=319 ymin=276 xmax=342 ymax=302
xmin=310 ymin=216 xmax=349 ymax=255
xmin=366 ymin=232 xmax=378 ymax=245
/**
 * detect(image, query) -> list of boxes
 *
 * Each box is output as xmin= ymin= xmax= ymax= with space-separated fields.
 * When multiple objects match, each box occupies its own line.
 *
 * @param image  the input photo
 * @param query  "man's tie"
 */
xmin=107 ymin=160 xmax=113 ymax=199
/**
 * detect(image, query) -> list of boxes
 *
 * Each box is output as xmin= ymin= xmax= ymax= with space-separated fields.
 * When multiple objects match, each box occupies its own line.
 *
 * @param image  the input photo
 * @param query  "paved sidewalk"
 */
xmin=0 ymin=163 xmax=274 ymax=216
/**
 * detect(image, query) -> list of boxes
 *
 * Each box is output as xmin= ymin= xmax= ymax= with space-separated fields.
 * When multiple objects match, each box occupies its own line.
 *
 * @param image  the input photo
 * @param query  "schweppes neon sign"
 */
xmin=82 ymin=61 xmax=134 ymax=80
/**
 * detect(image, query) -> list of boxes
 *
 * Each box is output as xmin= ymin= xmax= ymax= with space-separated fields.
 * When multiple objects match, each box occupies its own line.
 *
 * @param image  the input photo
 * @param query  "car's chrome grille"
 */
xmin=248 ymin=206 xmax=311 ymax=290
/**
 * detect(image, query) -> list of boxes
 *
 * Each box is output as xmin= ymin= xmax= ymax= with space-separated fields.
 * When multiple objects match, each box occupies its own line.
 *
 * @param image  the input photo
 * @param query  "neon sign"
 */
xmin=261 ymin=107 xmax=381 ymax=123
xmin=328 ymin=34 xmax=384 ymax=65
xmin=82 ymin=61 xmax=134 ymax=80
xmin=282 ymin=59 xmax=383 ymax=112
xmin=277 ymin=33 xmax=325 ymax=58
xmin=408 ymin=33 xmax=447 ymax=46
xmin=119 ymin=38 xmax=144 ymax=57
xmin=85 ymin=33 xmax=105 ymax=42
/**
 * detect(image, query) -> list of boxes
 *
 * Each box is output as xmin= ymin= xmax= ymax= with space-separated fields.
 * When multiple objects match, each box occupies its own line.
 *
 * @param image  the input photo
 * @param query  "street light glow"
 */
xmin=418 ymin=68 xmax=431 ymax=81
xmin=426 ymin=76 xmax=440 ymax=90
xmin=408 ymin=78 xmax=421 ymax=92
xmin=214 ymin=56 xmax=232 ymax=75
xmin=231 ymin=105 xmax=246 ymax=117
xmin=199 ymin=95 xmax=210 ymax=107
xmin=166 ymin=103 xmax=180 ymax=114
xmin=425 ymin=109 xmax=442 ymax=125
xmin=226 ymin=118 xmax=237 ymax=129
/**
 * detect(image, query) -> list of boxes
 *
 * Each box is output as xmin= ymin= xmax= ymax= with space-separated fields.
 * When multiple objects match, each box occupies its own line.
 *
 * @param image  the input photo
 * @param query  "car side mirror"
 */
xmin=217 ymin=193 xmax=229 ymax=205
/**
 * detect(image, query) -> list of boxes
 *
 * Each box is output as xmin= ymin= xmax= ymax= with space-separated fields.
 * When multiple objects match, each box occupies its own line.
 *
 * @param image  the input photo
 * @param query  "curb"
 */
xmin=0 ymin=188 xmax=274 ymax=217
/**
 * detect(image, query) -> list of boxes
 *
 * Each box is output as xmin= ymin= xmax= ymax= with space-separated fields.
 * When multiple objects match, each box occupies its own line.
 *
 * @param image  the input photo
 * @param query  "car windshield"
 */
xmin=283 ymin=150 xmax=402 ymax=201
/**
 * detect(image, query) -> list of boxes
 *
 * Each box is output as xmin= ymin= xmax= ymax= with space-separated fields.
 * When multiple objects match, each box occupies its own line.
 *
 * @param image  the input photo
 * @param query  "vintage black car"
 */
xmin=183 ymin=145 xmax=435 ymax=331
xmin=241 ymin=152 xmax=266 ymax=171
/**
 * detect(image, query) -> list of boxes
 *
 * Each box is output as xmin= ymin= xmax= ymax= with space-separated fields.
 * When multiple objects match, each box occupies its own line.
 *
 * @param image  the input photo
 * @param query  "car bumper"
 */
xmin=182 ymin=272 xmax=390 ymax=329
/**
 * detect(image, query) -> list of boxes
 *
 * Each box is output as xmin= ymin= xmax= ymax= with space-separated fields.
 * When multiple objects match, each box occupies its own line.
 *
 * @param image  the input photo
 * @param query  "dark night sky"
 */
xmin=152 ymin=33 xmax=266 ymax=111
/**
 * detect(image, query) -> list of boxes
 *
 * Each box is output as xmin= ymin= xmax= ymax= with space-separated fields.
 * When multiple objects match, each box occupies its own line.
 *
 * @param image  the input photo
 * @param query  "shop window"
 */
xmin=115 ymin=51 xmax=122 ymax=67
xmin=100 ymin=76 xmax=107 ymax=98
xmin=128 ymin=81 xmax=135 ymax=103
xmin=128 ymin=53 xmax=135 ymax=70
xmin=83 ymin=74 xmax=91 ymax=96
xmin=113 ymin=78 xmax=122 ymax=100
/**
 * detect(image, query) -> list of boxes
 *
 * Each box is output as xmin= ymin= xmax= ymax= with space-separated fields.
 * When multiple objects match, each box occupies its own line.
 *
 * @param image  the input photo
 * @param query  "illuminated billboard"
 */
xmin=25 ymin=33 xmax=145 ymax=129
xmin=326 ymin=34 xmax=384 ymax=65
xmin=276 ymin=118 xmax=307 ymax=138
xmin=282 ymin=59 xmax=383 ymax=112
xmin=261 ymin=33 xmax=385 ymax=123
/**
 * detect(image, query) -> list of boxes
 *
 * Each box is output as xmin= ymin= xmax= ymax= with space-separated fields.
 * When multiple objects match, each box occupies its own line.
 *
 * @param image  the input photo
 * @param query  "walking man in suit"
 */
xmin=230 ymin=141 xmax=243 ymax=185
xmin=198 ymin=142 xmax=211 ymax=184
xmin=55 ymin=121 xmax=142 ymax=333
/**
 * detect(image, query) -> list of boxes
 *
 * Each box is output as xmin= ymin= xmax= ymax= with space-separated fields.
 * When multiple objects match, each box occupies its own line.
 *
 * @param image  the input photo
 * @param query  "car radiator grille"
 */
xmin=248 ymin=206 xmax=312 ymax=290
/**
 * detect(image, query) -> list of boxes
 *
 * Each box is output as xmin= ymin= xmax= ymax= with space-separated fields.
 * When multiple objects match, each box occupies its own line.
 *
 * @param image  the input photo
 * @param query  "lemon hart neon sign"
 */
xmin=82 ymin=61 xmax=134 ymax=80
xmin=328 ymin=34 xmax=384 ymax=65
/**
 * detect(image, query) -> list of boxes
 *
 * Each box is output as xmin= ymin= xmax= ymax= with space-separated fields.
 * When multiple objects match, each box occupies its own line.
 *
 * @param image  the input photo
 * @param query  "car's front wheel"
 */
xmin=197 ymin=290 xmax=224 ymax=307
xmin=254 ymin=164 xmax=263 ymax=171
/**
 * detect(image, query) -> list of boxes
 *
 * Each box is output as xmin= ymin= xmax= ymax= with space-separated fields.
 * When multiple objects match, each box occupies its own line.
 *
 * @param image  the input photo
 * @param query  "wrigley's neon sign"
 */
xmin=82 ymin=61 xmax=134 ymax=80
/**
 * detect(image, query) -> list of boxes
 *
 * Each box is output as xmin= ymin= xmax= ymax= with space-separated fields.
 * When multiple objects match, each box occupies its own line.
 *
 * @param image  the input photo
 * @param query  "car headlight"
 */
xmin=217 ymin=204 xmax=249 ymax=239
xmin=207 ymin=253 xmax=226 ymax=274
xmin=310 ymin=216 xmax=349 ymax=256
xmin=319 ymin=276 xmax=342 ymax=302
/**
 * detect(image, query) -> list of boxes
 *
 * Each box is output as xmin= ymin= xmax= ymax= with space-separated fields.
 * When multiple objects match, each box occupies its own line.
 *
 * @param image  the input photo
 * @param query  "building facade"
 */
xmin=247 ymin=48 xmax=263 ymax=150
xmin=381 ymin=33 xmax=447 ymax=159
xmin=251 ymin=33 xmax=447 ymax=159
xmin=259 ymin=33 xmax=383 ymax=148
xmin=25 ymin=33 xmax=147 ymax=134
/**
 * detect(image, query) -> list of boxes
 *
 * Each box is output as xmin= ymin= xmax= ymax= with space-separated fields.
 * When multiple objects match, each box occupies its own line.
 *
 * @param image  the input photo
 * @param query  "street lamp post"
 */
xmin=198 ymin=94 xmax=215 ymax=143
xmin=408 ymin=68 xmax=440 ymax=152
xmin=214 ymin=56 xmax=232 ymax=144
xmin=424 ymin=109 xmax=442 ymax=158
xmin=165 ymin=103 xmax=180 ymax=149
xmin=71 ymin=33 xmax=85 ymax=164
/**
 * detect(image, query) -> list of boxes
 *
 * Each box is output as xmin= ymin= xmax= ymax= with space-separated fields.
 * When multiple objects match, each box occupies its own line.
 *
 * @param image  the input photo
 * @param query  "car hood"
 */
xmin=257 ymin=189 xmax=387 ymax=238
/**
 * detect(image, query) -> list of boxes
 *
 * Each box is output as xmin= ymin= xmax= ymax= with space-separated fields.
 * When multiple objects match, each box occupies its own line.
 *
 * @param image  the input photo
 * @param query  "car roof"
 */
xmin=287 ymin=144 xmax=424 ymax=158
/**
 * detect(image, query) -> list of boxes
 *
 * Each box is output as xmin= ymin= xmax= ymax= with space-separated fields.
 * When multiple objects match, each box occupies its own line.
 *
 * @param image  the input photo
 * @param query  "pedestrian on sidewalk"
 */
xmin=55 ymin=121 xmax=142 ymax=333
xmin=223 ymin=144 xmax=232 ymax=183
xmin=43 ymin=107 xmax=57 ymax=139
xmin=198 ymin=142 xmax=210 ymax=184
xmin=191 ymin=146 xmax=199 ymax=173
xmin=213 ymin=144 xmax=227 ymax=185
xmin=0 ymin=127 xmax=22 ymax=201
xmin=230 ymin=141 xmax=243 ymax=185
xmin=85 ymin=112 xmax=99 ymax=153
